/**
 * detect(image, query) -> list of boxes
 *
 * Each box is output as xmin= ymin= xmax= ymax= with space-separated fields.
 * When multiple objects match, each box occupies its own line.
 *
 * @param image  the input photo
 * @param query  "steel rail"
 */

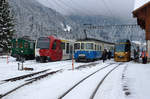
xmin=58 ymin=63 xmax=115 ymax=99
xmin=90 ymin=63 xmax=124 ymax=99
xmin=0 ymin=69 xmax=62 ymax=99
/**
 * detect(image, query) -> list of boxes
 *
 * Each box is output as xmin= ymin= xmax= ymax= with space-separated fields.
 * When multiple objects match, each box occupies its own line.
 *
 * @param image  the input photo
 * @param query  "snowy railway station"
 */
xmin=0 ymin=56 xmax=150 ymax=99
xmin=1 ymin=0 xmax=150 ymax=99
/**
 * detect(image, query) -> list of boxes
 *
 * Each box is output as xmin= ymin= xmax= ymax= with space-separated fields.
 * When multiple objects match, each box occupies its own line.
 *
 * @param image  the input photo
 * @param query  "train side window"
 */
xmin=52 ymin=41 xmax=57 ymax=50
xmin=99 ymin=45 xmax=101 ymax=51
xmin=86 ymin=43 xmax=93 ymax=50
xmin=19 ymin=42 xmax=23 ymax=48
xmin=125 ymin=44 xmax=130 ymax=52
xmin=66 ymin=43 xmax=69 ymax=54
xmin=81 ymin=43 xmax=84 ymax=49
xmin=95 ymin=44 xmax=96 ymax=50
xmin=16 ymin=41 xmax=18 ymax=48
xmin=74 ymin=43 xmax=80 ymax=50
xmin=24 ymin=42 xmax=28 ymax=48
xmin=97 ymin=45 xmax=99 ymax=51
xmin=12 ymin=41 xmax=16 ymax=48
xmin=61 ymin=42 xmax=65 ymax=49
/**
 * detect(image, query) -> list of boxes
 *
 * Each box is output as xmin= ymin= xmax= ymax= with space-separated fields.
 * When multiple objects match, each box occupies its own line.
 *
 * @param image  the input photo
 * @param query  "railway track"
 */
xmin=0 ymin=69 xmax=50 ymax=85
xmin=58 ymin=62 xmax=124 ymax=99
xmin=90 ymin=62 xmax=124 ymax=99
xmin=0 ymin=61 xmax=100 ymax=86
xmin=75 ymin=62 xmax=99 ymax=70
xmin=0 ymin=69 xmax=62 ymax=99
xmin=0 ymin=61 xmax=116 ymax=99
xmin=0 ymin=61 xmax=99 ymax=99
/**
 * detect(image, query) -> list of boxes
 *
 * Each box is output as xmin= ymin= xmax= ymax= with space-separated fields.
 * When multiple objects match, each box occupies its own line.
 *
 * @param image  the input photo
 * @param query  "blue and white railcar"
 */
xmin=74 ymin=39 xmax=103 ymax=62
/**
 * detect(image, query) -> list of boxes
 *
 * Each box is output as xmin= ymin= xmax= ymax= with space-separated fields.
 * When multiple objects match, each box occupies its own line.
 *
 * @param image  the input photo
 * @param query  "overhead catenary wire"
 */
xmin=56 ymin=0 xmax=93 ymax=16
xmin=66 ymin=0 xmax=98 ymax=16
xmin=43 ymin=0 xmax=74 ymax=36
xmin=100 ymin=0 xmax=114 ymax=17
xmin=84 ymin=24 xmax=139 ymax=30
xmin=56 ymin=0 xmax=80 ymax=15
xmin=48 ymin=0 xmax=70 ymax=14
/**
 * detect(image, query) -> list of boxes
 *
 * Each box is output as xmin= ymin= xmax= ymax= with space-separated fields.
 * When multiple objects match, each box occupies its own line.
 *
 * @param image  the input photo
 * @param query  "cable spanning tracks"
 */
xmin=58 ymin=62 xmax=124 ymax=99
xmin=0 ymin=69 xmax=62 ymax=99
xmin=84 ymin=24 xmax=139 ymax=29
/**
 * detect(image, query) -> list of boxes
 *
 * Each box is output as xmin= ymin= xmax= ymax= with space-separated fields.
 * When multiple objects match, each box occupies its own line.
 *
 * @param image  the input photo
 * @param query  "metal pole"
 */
xmin=18 ymin=63 xmax=20 ymax=70
xmin=7 ymin=54 xmax=9 ymax=64
xmin=72 ymin=54 xmax=74 ymax=70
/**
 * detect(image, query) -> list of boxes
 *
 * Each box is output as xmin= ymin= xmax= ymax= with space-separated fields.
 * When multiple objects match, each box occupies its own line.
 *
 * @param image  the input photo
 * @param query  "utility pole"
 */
xmin=83 ymin=29 xmax=87 ymax=40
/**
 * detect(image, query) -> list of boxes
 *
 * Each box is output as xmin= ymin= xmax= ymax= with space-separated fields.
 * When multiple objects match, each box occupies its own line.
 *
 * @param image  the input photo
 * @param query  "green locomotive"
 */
xmin=11 ymin=36 xmax=35 ymax=61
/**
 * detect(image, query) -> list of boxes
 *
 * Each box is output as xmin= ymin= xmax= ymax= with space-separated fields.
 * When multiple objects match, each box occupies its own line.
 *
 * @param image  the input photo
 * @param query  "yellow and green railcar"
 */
xmin=114 ymin=40 xmax=131 ymax=62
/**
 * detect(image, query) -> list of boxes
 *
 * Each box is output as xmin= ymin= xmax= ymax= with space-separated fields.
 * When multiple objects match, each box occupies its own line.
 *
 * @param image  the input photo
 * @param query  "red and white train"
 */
xmin=35 ymin=36 xmax=74 ymax=62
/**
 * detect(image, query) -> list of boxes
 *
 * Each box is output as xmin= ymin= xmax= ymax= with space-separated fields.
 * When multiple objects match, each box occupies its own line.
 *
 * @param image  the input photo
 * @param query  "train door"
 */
xmin=61 ymin=41 xmax=65 ymax=60
xmin=69 ymin=44 xmax=73 ymax=59
xmin=51 ymin=40 xmax=62 ymax=61
xmin=61 ymin=41 xmax=72 ymax=60
xmin=66 ymin=43 xmax=70 ymax=59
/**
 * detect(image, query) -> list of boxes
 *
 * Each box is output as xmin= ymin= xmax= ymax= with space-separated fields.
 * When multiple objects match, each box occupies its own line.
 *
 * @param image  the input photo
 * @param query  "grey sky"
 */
xmin=37 ymin=0 xmax=137 ymax=19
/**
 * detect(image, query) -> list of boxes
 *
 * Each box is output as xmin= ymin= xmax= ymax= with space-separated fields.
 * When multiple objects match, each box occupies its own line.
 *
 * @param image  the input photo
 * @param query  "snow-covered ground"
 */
xmin=0 ymin=56 xmax=150 ymax=99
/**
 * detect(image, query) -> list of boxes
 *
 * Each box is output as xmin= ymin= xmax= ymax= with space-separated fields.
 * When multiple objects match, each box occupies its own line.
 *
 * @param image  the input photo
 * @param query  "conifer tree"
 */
xmin=0 ymin=0 xmax=14 ymax=53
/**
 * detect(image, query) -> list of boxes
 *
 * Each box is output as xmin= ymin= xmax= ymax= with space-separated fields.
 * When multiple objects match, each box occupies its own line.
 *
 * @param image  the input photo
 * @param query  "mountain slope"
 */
xmin=8 ymin=0 xmax=77 ymax=39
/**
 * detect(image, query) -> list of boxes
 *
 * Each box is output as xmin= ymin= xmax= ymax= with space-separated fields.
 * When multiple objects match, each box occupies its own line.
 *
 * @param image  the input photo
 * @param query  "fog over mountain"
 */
xmin=8 ymin=0 xmax=145 ymax=42
xmin=36 ymin=0 xmax=135 ymax=21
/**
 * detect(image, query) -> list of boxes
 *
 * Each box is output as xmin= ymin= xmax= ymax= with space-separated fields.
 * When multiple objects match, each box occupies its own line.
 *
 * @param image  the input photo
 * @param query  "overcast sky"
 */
xmin=36 ymin=0 xmax=150 ymax=20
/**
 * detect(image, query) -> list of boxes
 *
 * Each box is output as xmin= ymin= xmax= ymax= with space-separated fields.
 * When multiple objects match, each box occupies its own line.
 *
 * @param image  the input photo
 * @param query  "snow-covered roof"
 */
xmin=131 ymin=41 xmax=142 ymax=45
xmin=134 ymin=0 xmax=150 ymax=10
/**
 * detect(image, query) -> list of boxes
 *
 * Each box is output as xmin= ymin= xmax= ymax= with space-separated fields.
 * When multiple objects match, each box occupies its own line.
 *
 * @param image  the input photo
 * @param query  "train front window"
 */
xmin=74 ymin=43 xmax=80 ymax=50
xmin=115 ymin=44 xmax=125 ymax=52
xmin=36 ymin=37 xmax=50 ymax=49
xmin=86 ymin=43 xmax=93 ymax=50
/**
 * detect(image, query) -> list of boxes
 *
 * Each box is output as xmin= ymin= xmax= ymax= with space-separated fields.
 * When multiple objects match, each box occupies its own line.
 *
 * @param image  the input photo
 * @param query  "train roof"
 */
xmin=15 ymin=36 xmax=35 ymax=42
xmin=116 ymin=39 xmax=130 ymax=44
xmin=76 ymin=38 xmax=115 ymax=45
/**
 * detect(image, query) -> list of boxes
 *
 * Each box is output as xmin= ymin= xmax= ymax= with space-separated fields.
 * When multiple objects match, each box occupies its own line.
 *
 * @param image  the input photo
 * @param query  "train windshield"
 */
xmin=115 ymin=44 xmax=126 ymax=52
xmin=36 ymin=37 xmax=50 ymax=49
xmin=86 ymin=43 xmax=93 ymax=50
